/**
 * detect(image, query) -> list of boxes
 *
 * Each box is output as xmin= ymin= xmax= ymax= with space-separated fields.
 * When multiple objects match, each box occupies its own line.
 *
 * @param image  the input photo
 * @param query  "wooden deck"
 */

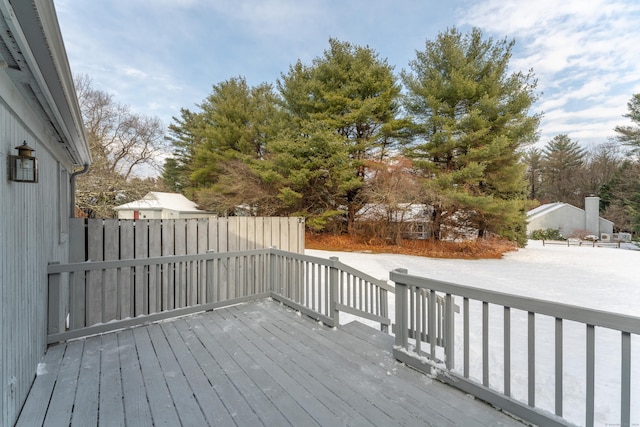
xmin=16 ymin=299 xmax=523 ymax=426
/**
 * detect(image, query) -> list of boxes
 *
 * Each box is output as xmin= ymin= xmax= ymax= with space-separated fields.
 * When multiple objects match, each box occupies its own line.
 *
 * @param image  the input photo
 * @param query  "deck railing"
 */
xmin=270 ymin=252 xmax=392 ymax=331
xmin=47 ymin=249 xmax=391 ymax=343
xmin=390 ymin=268 xmax=638 ymax=427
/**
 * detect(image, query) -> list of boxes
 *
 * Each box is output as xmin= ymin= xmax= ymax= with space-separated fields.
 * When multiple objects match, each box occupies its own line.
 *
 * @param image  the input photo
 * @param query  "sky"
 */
xmin=54 ymin=0 xmax=640 ymax=155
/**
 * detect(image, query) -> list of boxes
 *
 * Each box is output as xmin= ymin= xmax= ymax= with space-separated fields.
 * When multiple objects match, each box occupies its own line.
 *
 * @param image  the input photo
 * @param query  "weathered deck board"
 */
xmin=160 ymin=321 xmax=235 ymax=426
xmin=98 ymin=332 xmax=125 ymax=425
xmin=17 ymin=300 xmax=524 ymax=426
xmin=130 ymin=327 xmax=180 ymax=426
xmin=118 ymin=330 xmax=153 ymax=426
xmin=228 ymin=305 xmax=411 ymax=425
xmin=15 ymin=343 xmax=65 ymax=427
xmin=42 ymin=340 xmax=83 ymax=426
xmin=70 ymin=336 xmax=100 ymax=427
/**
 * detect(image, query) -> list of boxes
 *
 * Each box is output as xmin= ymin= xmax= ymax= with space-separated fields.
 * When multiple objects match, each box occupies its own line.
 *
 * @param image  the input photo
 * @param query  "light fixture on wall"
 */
xmin=9 ymin=141 xmax=38 ymax=183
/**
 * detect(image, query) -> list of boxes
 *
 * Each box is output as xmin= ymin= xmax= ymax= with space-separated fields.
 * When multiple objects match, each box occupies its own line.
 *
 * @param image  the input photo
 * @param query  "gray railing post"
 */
xmin=47 ymin=263 xmax=65 ymax=336
xmin=393 ymin=268 xmax=409 ymax=349
xmin=445 ymin=293 xmax=455 ymax=369
xmin=329 ymin=257 xmax=340 ymax=327
xmin=269 ymin=247 xmax=277 ymax=293
xmin=380 ymin=285 xmax=389 ymax=333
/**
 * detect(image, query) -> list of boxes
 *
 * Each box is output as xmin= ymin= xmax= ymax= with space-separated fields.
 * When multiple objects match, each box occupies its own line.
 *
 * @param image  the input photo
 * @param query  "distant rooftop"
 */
xmin=114 ymin=192 xmax=207 ymax=213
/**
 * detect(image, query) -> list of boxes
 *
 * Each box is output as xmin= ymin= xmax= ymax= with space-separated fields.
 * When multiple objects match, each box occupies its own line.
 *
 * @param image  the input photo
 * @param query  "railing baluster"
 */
xmin=371 ymin=281 xmax=375 ymax=314
xmin=437 ymin=297 xmax=442 ymax=345
xmin=303 ymin=261 xmax=309 ymax=306
xmin=464 ymin=297 xmax=469 ymax=378
xmin=586 ymin=324 xmax=595 ymax=427
xmin=555 ymin=317 xmax=563 ymax=417
xmin=504 ymin=306 xmax=511 ymax=397
xmin=365 ymin=280 xmax=370 ymax=313
xmin=621 ymin=331 xmax=631 ymax=427
xmin=410 ymin=285 xmax=415 ymax=336
xmin=528 ymin=311 xmax=535 ymax=407
xmin=483 ymin=301 xmax=489 ymax=387
xmin=415 ymin=287 xmax=422 ymax=354
xmin=311 ymin=263 xmax=316 ymax=311
xmin=429 ymin=289 xmax=436 ymax=361
xmin=339 ymin=272 xmax=343 ymax=307
xmin=325 ymin=265 xmax=330 ymax=315
xmin=421 ymin=290 xmax=426 ymax=344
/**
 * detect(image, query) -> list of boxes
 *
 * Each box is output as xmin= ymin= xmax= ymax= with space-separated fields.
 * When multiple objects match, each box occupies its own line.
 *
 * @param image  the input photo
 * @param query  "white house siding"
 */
xmin=527 ymin=200 xmax=615 ymax=238
xmin=117 ymin=208 xmax=163 ymax=219
xmin=599 ymin=218 xmax=614 ymax=235
xmin=116 ymin=209 xmax=212 ymax=220
xmin=527 ymin=204 xmax=585 ymax=237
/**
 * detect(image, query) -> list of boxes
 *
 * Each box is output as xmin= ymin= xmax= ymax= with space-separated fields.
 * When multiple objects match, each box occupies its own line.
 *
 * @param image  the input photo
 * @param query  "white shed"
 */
xmin=114 ymin=192 xmax=211 ymax=219
xmin=527 ymin=196 xmax=613 ymax=238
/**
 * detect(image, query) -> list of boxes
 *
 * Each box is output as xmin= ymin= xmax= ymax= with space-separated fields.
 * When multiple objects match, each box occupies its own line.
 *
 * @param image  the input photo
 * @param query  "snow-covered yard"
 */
xmin=306 ymin=240 xmax=639 ymax=427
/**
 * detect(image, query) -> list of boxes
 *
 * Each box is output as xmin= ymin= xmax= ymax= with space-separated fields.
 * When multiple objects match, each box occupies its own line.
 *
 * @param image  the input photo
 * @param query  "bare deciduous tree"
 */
xmin=74 ymin=74 xmax=166 ymax=218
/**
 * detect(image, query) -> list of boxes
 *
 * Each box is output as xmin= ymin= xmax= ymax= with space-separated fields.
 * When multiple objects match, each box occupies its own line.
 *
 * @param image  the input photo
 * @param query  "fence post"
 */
xmin=393 ymin=268 xmax=409 ymax=349
xmin=47 ymin=263 xmax=65 ymax=336
xmin=329 ymin=257 xmax=340 ymax=327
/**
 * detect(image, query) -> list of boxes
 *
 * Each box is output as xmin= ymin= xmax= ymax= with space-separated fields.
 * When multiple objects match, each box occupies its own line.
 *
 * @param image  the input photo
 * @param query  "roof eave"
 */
xmin=0 ymin=0 xmax=90 ymax=166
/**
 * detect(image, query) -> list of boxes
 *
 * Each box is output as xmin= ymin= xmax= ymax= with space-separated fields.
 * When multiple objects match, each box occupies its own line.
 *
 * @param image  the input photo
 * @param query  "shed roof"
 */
xmin=527 ymin=202 xmax=578 ymax=221
xmin=114 ymin=192 xmax=207 ymax=213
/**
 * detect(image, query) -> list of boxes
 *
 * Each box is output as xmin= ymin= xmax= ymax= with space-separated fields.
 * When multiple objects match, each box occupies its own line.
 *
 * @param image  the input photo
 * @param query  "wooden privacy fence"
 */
xmin=47 ymin=249 xmax=392 ymax=343
xmin=69 ymin=217 xmax=305 ymax=263
xmin=391 ymin=268 xmax=639 ymax=427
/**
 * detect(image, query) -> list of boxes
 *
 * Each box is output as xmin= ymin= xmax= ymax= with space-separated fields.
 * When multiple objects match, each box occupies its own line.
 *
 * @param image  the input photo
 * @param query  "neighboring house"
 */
xmin=0 ymin=1 xmax=91 ymax=425
xmin=527 ymin=196 xmax=614 ymax=239
xmin=357 ymin=203 xmax=434 ymax=239
xmin=114 ymin=191 xmax=212 ymax=219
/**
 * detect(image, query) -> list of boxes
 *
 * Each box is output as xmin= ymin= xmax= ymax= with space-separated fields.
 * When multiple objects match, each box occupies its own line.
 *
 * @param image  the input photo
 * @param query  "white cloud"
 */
xmin=123 ymin=68 xmax=148 ymax=79
xmin=459 ymin=0 xmax=640 ymax=145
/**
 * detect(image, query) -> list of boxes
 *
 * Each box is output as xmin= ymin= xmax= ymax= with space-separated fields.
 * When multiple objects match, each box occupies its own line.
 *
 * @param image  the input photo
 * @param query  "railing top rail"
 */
xmin=269 ymin=248 xmax=335 ymax=267
xmin=48 ymin=248 xmax=393 ymax=293
xmin=269 ymin=248 xmax=393 ymax=292
xmin=334 ymin=261 xmax=395 ymax=293
xmin=47 ymin=248 xmax=273 ymax=274
xmin=390 ymin=268 xmax=640 ymax=335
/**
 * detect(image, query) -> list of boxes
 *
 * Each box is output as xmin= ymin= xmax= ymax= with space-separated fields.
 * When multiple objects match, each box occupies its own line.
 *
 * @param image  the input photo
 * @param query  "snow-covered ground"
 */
xmin=306 ymin=240 xmax=639 ymax=427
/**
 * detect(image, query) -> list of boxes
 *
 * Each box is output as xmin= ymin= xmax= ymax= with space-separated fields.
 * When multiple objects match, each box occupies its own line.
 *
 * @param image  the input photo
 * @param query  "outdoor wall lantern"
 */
xmin=9 ymin=141 xmax=38 ymax=183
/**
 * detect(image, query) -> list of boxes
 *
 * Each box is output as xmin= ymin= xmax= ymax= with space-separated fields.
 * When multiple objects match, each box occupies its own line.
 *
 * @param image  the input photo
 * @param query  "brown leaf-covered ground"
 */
xmin=305 ymin=234 xmax=518 ymax=259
